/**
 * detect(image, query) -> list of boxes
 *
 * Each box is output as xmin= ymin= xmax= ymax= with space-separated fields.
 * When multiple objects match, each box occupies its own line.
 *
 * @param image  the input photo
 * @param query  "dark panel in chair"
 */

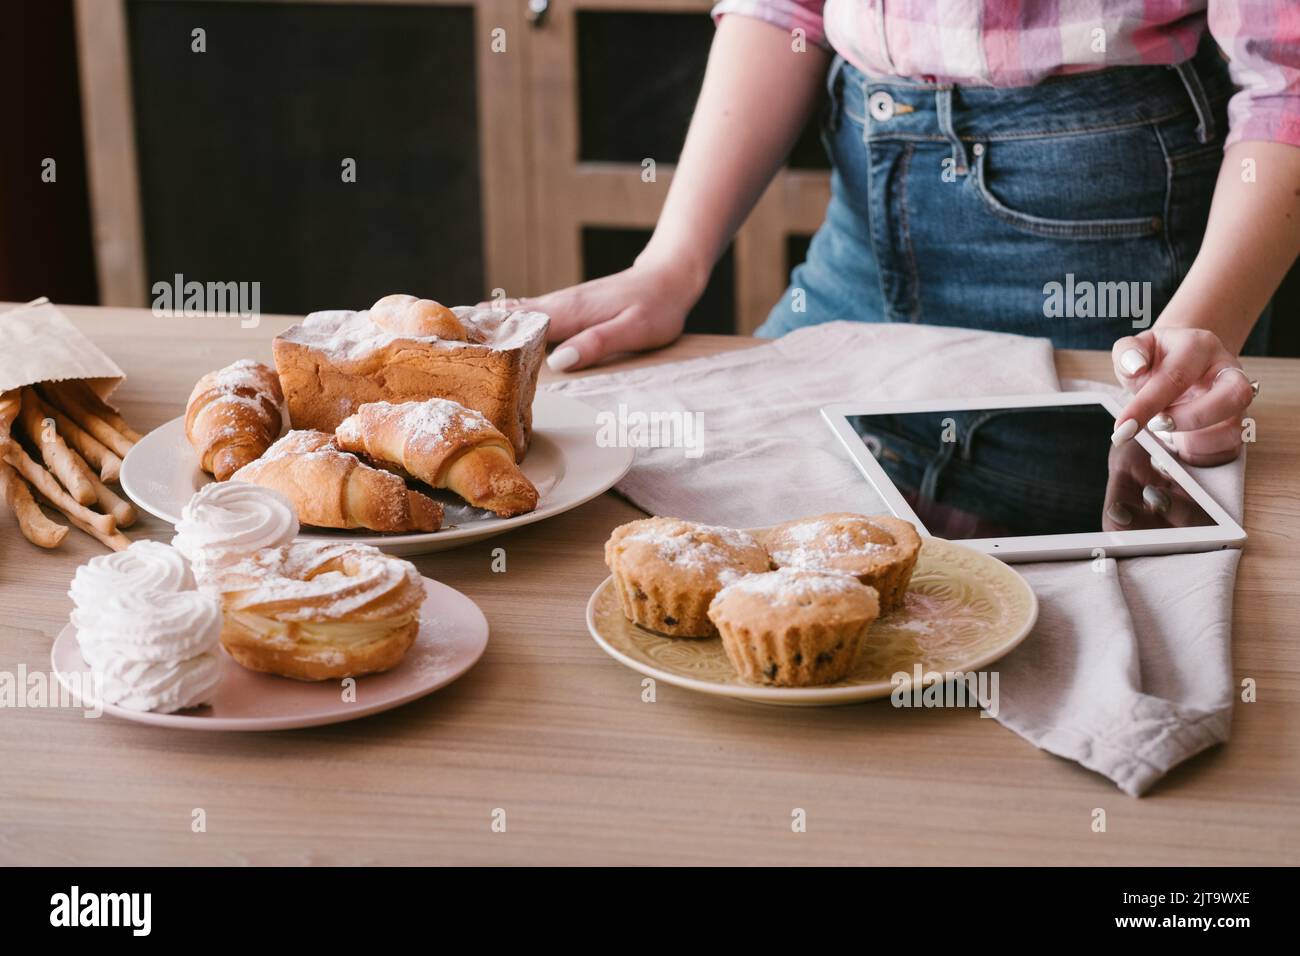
xmin=0 ymin=0 xmax=98 ymax=304
xmin=1269 ymin=266 xmax=1299 ymax=358
xmin=128 ymin=0 xmax=482 ymax=315
xmin=577 ymin=10 xmax=826 ymax=170
xmin=582 ymin=227 xmax=735 ymax=335
xmin=786 ymin=233 xmax=813 ymax=276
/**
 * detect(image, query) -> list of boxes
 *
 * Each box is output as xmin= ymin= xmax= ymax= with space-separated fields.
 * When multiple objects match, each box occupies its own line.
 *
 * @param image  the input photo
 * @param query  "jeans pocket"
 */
xmin=970 ymin=137 xmax=1165 ymax=241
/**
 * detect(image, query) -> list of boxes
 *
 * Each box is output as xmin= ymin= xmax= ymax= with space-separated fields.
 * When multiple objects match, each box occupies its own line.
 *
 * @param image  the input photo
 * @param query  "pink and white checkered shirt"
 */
xmin=712 ymin=0 xmax=1300 ymax=148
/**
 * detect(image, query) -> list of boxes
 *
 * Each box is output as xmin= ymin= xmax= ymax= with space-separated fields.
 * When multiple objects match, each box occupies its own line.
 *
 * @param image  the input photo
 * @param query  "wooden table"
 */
xmin=2 ymin=305 xmax=1297 ymax=866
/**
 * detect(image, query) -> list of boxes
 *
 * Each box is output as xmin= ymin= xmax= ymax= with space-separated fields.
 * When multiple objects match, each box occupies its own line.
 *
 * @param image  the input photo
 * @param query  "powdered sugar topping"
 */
xmin=217 ymin=542 xmax=422 ymax=621
xmin=620 ymin=520 xmax=764 ymax=576
xmin=357 ymin=399 xmax=492 ymax=440
xmin=768 ymin=519 xmax=890 ymax=569
xmin=282 ymin=306 xmax=548 ymax=362
xmin=208 ymin=358 xmax=274 ymax=392
xmin=718 ymin=567 xmax=866 ymax=606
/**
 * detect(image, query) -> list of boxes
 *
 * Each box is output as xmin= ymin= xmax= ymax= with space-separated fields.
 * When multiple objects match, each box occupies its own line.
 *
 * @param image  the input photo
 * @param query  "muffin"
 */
xmin=765 ymin=512 xmax=921 ymax=613
xmin=604 ymin=516 xmax=771 ymax=637
xmin=708 ymin=568 xmax=880 ymax=686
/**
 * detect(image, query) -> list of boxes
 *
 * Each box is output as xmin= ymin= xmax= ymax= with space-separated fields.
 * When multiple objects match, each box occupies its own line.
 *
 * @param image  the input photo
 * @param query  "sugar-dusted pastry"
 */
xmin=69 ymin=543 xmax=222 ymax=712
xmin=708 ymin=568 xmax=880 ymax=686
xmin=215 ymin=541 xmax=424 ymax=681
xmin=172 ymin=481 xmax=300 ymax=588
xmin=186 ymin=359 xmax=284 ymax=481
xmin=335 ymin=399 xmax=538 ymax=517
xmin=369 ymin=293 xmax=476 ymax=341
xmin=272 ymin=296 xmax=548 ymax=458
xmin=604 ymin=516 xmax=771 ymax=638
xmin=765 ymin=512 xmax=921 ymax=613
xmin=231 ymin=430 xmax=442 ymax=533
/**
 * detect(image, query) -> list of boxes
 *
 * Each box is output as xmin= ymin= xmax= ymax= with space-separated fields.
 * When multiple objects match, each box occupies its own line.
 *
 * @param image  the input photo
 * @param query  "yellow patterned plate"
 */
xmin=585 ymin=535 xmax=1038 ymax=706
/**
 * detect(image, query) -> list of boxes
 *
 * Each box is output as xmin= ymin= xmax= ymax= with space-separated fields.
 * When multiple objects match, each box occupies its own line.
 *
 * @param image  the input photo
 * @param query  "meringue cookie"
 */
xmin=172 ymin=481 xmax=299 ymax=587
xmin=82 ymin=651 xmax=223 ymax=714
xmin=73 ymin=589 xmax=223 ymax=713
xmin=68 ymin=539 xmax=195 ymax=610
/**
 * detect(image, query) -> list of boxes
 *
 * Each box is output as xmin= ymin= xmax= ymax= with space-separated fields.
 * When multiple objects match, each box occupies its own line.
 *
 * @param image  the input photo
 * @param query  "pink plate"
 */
xmin=49 ymin=577 xmax=488 ymax=731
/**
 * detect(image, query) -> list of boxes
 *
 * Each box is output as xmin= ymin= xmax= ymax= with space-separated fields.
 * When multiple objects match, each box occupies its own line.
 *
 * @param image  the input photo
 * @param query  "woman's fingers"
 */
xmin=1111 ymin=332 xmax=1154 ymax=385
xmin=548 ymin=311 xmax=662 ymax=373
xmin=1159 ymin=363 xmax=1254 ymax=434
xmin=1172 ymin=416 xmax=1245 ymax=467
xmin=471 ymin=289 xmax=594 ymax=343
xmin=527 ymin=285 xmax=601 ymax=343
xmin=1112 ymin=330 xmax=1218 ymax=442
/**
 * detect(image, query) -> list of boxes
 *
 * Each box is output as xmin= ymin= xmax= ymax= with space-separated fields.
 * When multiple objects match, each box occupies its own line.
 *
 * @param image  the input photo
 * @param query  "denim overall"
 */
xmin=759 ymin=38 xmax=1271 ymax=354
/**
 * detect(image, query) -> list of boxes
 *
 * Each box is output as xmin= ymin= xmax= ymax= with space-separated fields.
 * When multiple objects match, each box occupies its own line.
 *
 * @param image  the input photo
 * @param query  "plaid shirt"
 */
xmin=712 ymin=0 xmax=1300 ymax=148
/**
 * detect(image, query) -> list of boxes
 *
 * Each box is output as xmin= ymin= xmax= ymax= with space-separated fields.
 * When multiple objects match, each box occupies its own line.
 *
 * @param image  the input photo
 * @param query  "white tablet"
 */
xmin=822 ymin=392 xmax=1245 ymax=563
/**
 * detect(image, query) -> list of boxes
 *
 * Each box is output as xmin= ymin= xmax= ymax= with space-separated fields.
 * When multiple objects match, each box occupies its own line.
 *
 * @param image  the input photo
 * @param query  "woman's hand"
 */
xmin=522 ymin=258 xmax=705 ymax=373
xmin=516 ymin=15 xmax=829 ymax=374
xmin=1101 ymin=436 xmax=1202 ymax=532
xmin=1109 ymin=327 xmax=1255 ymax=467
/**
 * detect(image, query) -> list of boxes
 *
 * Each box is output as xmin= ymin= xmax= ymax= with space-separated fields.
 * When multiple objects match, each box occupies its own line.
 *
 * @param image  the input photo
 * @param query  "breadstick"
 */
xmin=42 ymin=383 xmax=134 ymax=459
xmin=34 ymin=388 xmax=122 ymax=483
xmin=3 ymin=444 xmax=117 ymax=538
xmin=18 ymin=389 xmax=97 ymax=505
xmin=0 ymin=460 xmax=68 ymax=548
xmin=58 ymin=408 xmax=122 ymax=483
xmin=48 ymin=498 xmax=131 ymax=551
xmin=65 ymin=445 xmax=136 ymax=527
xmin=66 ymin=380 xmax=142 ymax=443
xmin=0 ymin=389 xmax=17 ymax=456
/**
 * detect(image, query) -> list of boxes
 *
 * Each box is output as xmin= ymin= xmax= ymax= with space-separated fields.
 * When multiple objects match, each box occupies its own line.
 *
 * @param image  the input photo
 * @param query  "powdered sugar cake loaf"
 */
xmin=272 ymin=301 xmax=549 ymax=458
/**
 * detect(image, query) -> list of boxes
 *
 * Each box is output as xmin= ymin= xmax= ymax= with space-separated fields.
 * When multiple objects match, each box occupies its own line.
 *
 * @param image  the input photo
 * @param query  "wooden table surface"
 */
xmin=2 ymin=304 xmax=1297 ymax=866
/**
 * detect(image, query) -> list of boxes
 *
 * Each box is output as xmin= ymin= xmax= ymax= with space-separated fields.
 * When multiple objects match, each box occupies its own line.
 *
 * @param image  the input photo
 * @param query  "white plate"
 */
xmin=120 ymin=392 xmax=633 ymax=555
xmin=50 ymin=577 xmax=488 ymax=731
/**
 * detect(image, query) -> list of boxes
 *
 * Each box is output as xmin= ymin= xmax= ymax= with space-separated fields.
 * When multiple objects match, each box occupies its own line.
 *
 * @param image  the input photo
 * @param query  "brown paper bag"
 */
xmin=0 ymin=298 xmax=125 ymax=396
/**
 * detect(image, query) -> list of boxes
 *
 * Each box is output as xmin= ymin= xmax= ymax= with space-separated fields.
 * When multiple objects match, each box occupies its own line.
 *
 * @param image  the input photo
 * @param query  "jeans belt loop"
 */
xmin=1172 ymin=57 xmax=1215 ymax=144
xmin=934 ymin=87 xmax=970 ymax=173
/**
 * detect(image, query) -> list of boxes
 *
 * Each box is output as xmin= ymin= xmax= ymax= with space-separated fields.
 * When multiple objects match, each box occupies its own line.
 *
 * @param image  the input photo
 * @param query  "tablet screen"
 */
xmin=846 ymin=404 xmax=1217 ymax=540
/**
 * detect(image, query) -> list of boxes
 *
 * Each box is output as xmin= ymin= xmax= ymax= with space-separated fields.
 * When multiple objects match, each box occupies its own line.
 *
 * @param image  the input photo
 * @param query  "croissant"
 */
xmin=186 ymin=360 xmax=284 ymax=481
xmin=231 ymin=429 xmax=442 ymax=533
xmin=335 ymin=399 xmax=538 ymax=517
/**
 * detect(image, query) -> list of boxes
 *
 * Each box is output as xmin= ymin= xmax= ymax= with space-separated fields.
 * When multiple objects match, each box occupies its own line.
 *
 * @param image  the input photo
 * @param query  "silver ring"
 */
xmin=1214 ymin=366 xmax=1260 ymax=400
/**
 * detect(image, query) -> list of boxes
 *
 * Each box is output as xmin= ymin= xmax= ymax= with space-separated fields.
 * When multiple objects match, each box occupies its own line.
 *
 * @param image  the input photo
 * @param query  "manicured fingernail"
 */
xmin=547 ymin=345 xmax=580 ymax=372
xmin=1106 ymin=502 xmax=1132 ymax=526
xmin=1148 ymin=413 xmax=1175 ymax=432
xmin=1120 ymin=349 xmax=1148 ymax=376
xmin=1111 ymin=418 xmax=1139 ymax=445
xmin=1142 ymin=485 xmax=1171 ymax=514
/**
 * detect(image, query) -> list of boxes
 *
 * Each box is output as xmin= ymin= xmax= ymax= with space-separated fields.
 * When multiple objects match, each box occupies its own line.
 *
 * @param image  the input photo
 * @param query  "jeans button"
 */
xmin=868 ymin=91 xmax=895 ymax=121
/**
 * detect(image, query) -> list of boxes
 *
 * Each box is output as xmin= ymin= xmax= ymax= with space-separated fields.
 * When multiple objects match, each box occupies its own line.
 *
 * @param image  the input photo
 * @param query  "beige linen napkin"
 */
xmin=549 ymin=321 xmax=1242 ymax=796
